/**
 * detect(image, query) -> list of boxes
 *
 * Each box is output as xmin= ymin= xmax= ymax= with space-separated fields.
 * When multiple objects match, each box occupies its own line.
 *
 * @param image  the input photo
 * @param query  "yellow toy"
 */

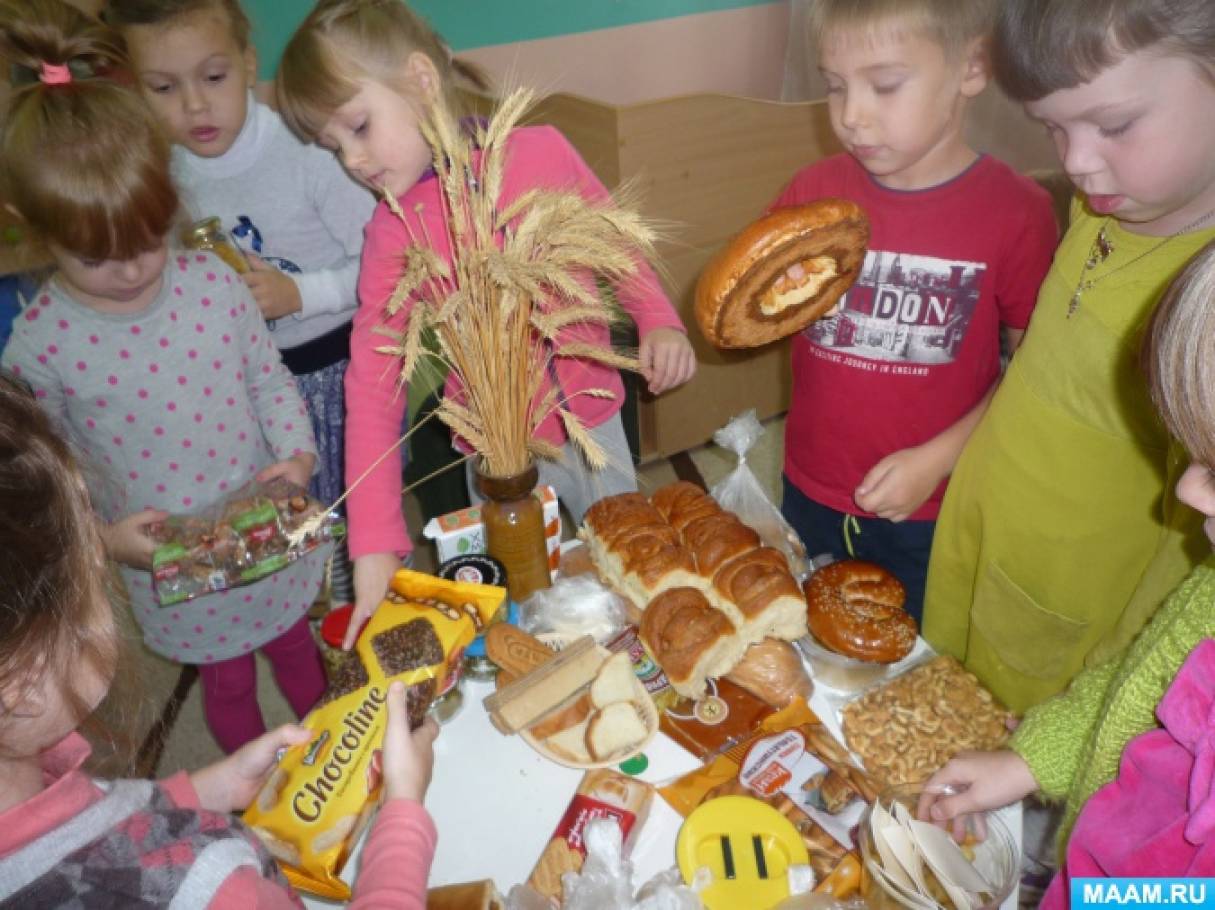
xmin=676 ymin=795 xmax=811 ymax=910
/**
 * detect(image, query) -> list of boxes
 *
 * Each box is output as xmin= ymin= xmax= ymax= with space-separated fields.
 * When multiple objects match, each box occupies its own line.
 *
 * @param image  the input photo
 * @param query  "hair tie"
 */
xmin=40 ymin=62 xmax=72 ymax=85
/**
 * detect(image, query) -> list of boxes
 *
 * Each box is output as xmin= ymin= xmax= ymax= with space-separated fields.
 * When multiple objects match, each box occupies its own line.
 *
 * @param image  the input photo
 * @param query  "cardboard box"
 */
xmin=423 ymin=485 xmax=561 ymax=577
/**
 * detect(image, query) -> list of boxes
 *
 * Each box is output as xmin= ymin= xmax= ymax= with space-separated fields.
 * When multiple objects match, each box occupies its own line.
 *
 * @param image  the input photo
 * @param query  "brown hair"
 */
xmin=994 ymin=0 xmax=1215 ymax=102
xmin=275 ymin=0 xmax=488 ymax=141
xmin=1145 ymin=240 xmax=1215 ymax=470
xmin=105 ymin=0 xmax=253 ymax=50
xmin=0 ymin=0 xmax=179 ymax=262
xmin=0 ymin=371 xmax=127 ymax=759
xmin=807 ymin=0 xmax=997 ymax=59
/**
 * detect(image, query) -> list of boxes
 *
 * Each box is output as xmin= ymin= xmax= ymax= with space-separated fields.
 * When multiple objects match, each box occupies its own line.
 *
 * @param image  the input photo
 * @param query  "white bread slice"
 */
xmin=590 ymin=652 xmax=637 ymax=709
xmin=545 ymin=717 xmax=592 ymax=764
xmin=586 ymin=702 xmax=648 ymax=761
xmin=750 ymin=591 xmax=809 ymax=642
xmin=528 ymin=691 xmax=594 ymax=740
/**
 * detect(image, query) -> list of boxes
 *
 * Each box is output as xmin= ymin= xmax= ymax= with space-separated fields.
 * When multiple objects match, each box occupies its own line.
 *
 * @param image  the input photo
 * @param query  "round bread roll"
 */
xmin=724 ymin=637 xmax=813 ymax=707
xmin=695 ymin=199 xmax=869 ymax=349
xmin=804 ymin=560 xmax=916 ymax=663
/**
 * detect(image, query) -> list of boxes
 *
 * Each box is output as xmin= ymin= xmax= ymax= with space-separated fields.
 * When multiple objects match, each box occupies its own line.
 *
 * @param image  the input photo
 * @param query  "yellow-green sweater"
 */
xmin=1010 ymin=558 xmax=1215 ymax=854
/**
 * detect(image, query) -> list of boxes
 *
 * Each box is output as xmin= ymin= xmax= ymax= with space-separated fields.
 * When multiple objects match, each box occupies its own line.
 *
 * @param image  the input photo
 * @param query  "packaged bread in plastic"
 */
xmin=725 ymin=637 xmax=814 ymax=707
xmin=242 ymin=569 xmax=505 ymax=899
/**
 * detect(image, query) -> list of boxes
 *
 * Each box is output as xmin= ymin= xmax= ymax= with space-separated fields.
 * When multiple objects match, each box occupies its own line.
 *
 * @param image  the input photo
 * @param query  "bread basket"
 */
xmin=486 ymin=625 xmax=659 ymax=769
xmin=521 ymin=669 xmax=659 ymax=770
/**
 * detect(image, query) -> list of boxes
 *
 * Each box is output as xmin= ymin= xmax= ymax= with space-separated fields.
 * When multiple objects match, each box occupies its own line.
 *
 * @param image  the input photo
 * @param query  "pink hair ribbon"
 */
xmin=39 ymin=62 xmax=72 ymax=85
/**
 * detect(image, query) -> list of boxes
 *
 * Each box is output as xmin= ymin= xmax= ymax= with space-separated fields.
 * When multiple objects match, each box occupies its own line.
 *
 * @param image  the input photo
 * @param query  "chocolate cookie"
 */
xmin=371 ymin=618 xmax=444 ymax=676
xmin=319 ymin=651 xmax=371 ymax=705
xmin=405 ymin=678 xmax=437 ymax=730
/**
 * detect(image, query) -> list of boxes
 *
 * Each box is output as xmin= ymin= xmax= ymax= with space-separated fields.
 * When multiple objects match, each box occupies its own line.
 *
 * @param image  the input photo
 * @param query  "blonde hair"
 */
xmin=0 ymin=0 xmax=178 ymax=261
xmin=276 ymin=0 xmax=488 ymax=141
xmin=1145 ymin=240 xmax=1215 ymax=470
xmin=106 ymin=0 xmax=253 ymax=50
xmin=808 ymin=0 xmax=997 ymax=58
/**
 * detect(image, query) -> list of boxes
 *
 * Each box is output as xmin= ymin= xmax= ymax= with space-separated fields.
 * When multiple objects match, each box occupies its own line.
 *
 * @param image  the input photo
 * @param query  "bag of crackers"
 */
xmin=659 ymin=699 xmax=876 ymax=885
xmin=243 ymin=569 xmax=506 ymax=900
xmin=149 ymin=477 xmax=345 ymax=606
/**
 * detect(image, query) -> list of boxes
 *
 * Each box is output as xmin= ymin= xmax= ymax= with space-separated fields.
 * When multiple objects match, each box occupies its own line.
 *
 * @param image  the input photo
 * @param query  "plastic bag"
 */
xmin=519 ymin=574 xmax=628 ymax=645
xmin=709 ymin=410 xmax=809 ymax=580
xmin=148 ymin=476 xmax=344 ymax=606
xmin=543 ymin=818 xmax=704 ymax=910
xmin=504 ymin=884 xmax=552 ymax=910
xmin=725 ymin=638 xmax=815 ymax=708
xmin=561 ymin=818 xmax=635 ymax=910
xmin=634 ymin=868 xmax=704 ymax=910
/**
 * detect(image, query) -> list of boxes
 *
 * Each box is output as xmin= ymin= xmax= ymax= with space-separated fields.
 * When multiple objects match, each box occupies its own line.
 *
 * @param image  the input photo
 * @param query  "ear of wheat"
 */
xmin=378 ymin=88 xmax=658 ymax=479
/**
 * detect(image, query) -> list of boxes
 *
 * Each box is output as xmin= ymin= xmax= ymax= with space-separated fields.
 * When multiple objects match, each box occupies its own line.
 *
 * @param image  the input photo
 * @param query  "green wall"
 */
xmin=246 ymin=0 xmax=780 ymax=78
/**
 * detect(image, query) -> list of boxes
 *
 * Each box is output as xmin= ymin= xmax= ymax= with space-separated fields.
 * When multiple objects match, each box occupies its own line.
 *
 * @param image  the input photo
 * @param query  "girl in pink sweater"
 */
xmin=0 ymin=366 xmax=440 ymax=907
xmin=276 ymin=0 xmax=698 ymax=648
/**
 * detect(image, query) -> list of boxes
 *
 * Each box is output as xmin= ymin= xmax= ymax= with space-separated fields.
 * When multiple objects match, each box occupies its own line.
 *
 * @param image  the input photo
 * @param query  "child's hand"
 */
xmin=104 ymin=508 xmax=170 ymax=569
xmin=244 ymin=253 xmax=303 ymax=321
xmin=190 ymin=723 xmax=314 ymax=814
xmin=346 ymin=552 xmax=401 ymax=650
xmin=257 ymin=453 xmax=317 ymax=489
xmin=639 ymin=327 xmax=697 ymax=395
xmin=917 ymin=750 xmax=1038 ymax=841
xmin=854 ymin=445 xmax=944 ymax=522
xmin=382 ymin=681 xmax=440 ymax=803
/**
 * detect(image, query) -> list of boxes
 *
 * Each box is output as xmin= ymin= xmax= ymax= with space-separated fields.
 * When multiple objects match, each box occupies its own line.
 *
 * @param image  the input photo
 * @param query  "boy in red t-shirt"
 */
xmin=772 ymin=0 xmax=1057 ymax=621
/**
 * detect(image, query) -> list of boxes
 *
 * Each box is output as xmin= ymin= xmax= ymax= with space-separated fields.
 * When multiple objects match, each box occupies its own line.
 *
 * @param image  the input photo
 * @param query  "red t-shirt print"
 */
xmin=805 ymin=250 xmax=987 ymax=372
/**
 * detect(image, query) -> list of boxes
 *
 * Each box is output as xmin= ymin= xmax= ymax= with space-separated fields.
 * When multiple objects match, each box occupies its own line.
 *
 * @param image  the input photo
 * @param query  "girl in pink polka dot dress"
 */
xmin=0 ymin=8 xmax=329 ymax=754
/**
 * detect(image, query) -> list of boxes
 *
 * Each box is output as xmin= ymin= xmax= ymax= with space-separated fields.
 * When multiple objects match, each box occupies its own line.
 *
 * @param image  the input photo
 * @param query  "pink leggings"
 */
xmin=198 ymin=616 xmax=326 ymax=754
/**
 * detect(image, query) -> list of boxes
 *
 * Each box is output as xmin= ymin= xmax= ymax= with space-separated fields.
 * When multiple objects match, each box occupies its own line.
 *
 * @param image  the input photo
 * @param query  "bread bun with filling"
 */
xmin=695 ymin=199 xmax=869 ymax=349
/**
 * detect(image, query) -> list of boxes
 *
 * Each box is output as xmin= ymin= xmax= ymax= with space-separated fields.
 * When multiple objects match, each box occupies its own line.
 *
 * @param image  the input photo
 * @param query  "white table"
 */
xmin=304 ymin=651 xmax=1021 ymax=907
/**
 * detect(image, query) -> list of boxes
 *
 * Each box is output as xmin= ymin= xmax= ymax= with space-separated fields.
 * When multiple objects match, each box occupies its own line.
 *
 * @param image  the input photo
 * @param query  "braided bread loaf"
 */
xmin=639 ymin=587 xmax=744 ymax=699
xmin=582 ymin=482 xmax=809 ymax=698
xmin=580 ymin=493 xmax=700 ymax=607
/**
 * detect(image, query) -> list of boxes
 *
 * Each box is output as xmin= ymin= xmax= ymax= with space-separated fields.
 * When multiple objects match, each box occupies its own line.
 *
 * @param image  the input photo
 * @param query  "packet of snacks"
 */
xmin=149 ymin=477 xmax=345 ymax=606
xmin=243 ymin=569 xmax=506 ymax=900
xmin=658 ymin=698 xmax=877 ymax=883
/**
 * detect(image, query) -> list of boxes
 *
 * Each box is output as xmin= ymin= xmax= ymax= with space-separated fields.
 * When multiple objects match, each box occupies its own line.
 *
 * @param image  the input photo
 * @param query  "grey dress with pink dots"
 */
xmin=1 ymin=251 xmax=329 ymax=664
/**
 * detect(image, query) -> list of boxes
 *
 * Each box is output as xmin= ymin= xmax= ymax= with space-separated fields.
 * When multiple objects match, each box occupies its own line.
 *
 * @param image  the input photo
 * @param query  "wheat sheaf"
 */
xmin=376 ymin=87 xmax=658 ymax=480
xmin=288 ymin=89 xmax=658 ymax=549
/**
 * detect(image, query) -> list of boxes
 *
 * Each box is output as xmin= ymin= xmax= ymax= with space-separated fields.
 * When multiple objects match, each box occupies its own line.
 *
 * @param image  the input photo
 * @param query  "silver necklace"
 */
xmin=1068 ymin=207 xmax=1215 ymax=318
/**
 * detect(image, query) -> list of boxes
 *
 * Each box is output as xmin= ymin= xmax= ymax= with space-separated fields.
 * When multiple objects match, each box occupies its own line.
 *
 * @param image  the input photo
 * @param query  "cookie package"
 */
xmin=149 ymin=477 xmax=345 ymax=606
xmin=658 ymin=698 xmax=876 ymax=884
xmin=242 ymin=569 xmax=506 ymax=900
